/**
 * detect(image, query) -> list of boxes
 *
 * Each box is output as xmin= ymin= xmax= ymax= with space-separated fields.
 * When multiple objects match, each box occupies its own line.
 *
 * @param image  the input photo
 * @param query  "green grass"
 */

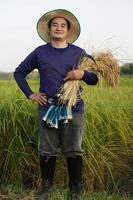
xmin=82 ymin=77 xmax=133 ymax=193
xmin=0 ymin=77 xmax=133 ymax=197
xmin=0 ymin=185 xmax=132 ymax=200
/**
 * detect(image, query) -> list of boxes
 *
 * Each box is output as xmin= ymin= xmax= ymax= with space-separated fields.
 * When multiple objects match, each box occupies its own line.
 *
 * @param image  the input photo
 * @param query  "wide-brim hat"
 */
xmin=36 ymin=9 xmax=81 ymax=43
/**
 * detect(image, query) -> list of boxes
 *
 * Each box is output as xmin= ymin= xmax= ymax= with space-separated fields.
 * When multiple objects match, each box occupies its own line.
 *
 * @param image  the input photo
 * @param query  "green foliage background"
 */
xmin=0 ymin=78 xmax=133 ymax=194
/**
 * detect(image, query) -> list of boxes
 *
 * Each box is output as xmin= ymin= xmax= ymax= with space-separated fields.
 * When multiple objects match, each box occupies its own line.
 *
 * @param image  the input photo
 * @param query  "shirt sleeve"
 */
xmin=81 ymin=70 xmax=98 ymax=85
xmin=14 ymin=50 xmax=38 ymax=98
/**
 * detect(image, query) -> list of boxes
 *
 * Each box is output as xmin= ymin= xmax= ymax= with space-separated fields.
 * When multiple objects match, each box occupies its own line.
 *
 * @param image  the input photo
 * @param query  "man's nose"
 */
xmin=56 ymin=25 xmax=62 ymax=30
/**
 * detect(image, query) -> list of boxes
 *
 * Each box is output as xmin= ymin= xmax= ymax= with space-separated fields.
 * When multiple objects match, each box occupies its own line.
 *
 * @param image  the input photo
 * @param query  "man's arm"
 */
xmin=14 ymin=50 xmax=47 ymax=105
xmin=64 ymin=69 xmax=98 ymax=85
xmin=81 ymin=70 xmax=98 ymax=85
xmin=14 ymin=50 xmax=37 ymax=97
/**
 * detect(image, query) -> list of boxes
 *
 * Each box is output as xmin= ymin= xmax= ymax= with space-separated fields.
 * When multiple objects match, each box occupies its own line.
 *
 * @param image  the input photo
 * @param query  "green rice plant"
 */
xmin=0 ymin=81 xmax=39 ymax=186
xmin=0 ymin=78 xmax=133 ymax=195
xmin=82 ymin=79 xmax=133 ymax=192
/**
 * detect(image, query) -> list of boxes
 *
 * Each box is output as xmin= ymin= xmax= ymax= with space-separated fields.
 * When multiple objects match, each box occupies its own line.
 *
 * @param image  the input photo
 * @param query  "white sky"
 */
xmin=0 ymin=0 xmax=133 ymax=72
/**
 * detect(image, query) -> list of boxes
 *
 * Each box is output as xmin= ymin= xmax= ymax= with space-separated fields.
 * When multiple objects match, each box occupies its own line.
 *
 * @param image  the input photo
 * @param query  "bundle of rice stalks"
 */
xmin=93 ymin=51 xmax=120 ymax=87
xmin=57 ymin=80 xmax=80 ymax=107
xmin=57 ymin=50 xmax=120 ymax=107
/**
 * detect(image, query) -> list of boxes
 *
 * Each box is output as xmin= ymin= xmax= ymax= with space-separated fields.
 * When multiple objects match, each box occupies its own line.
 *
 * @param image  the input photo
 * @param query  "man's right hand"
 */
xmin=29 ymin=93 xmax=47 ymax=105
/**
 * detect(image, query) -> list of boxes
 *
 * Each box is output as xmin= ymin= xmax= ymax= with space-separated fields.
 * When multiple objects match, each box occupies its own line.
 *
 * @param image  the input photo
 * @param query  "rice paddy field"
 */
xmin=0 ymin=77 xmax=133 ymax=199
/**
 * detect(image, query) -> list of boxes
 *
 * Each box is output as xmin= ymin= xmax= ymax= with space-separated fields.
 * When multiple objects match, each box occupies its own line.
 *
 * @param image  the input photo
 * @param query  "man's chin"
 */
xmin=52 ymin=37 xmax=66 ymax=41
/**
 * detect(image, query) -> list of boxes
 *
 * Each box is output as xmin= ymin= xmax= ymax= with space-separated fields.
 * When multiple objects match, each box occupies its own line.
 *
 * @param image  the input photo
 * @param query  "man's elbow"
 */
xmin=91 ymin=73 xmax=98 ymax=85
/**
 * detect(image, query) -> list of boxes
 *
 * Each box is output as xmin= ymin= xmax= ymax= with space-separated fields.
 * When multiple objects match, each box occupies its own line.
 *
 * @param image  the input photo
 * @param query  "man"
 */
xmin=14 ymin=9 xmax=98 ymax=200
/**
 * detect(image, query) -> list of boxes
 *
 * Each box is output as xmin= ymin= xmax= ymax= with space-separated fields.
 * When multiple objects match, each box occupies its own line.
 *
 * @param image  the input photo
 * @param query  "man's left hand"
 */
xmin=64 ymin=69 xmax=84 ymax=81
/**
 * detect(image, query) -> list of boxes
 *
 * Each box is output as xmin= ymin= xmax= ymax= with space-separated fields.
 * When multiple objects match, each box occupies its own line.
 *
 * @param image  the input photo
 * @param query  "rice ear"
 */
xmin=78 ymin=50 xmax=120 ymax=87
xmin=94 ymin=51 xmax=120 ymax=87
xmin=57 ymin=50 xmax=120 ymax=108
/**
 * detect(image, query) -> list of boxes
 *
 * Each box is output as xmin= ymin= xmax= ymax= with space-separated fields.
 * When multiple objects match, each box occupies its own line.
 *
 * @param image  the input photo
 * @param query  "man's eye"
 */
xmin=52 ymin=23 xmax=57 ymax=27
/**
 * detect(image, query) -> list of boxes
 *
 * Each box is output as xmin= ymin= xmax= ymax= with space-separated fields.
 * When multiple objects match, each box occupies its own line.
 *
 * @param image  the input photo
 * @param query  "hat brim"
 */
xmin=36 ymin=9 xmax=81 ymax=43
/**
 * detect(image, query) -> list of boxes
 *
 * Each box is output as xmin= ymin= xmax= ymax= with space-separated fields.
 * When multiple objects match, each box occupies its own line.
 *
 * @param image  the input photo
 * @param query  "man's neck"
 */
xmin=51 ymin=40 xmax=68 ymax=49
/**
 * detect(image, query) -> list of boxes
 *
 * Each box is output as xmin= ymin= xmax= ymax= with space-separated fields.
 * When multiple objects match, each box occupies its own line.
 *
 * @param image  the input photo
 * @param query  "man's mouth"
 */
xmin=55 ymin=32 xmax=63 ymax=34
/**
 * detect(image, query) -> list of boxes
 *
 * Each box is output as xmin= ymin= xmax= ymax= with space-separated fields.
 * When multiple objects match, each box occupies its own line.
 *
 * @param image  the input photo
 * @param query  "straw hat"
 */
xmin=36 ymin=9 xmax=81 ymax=43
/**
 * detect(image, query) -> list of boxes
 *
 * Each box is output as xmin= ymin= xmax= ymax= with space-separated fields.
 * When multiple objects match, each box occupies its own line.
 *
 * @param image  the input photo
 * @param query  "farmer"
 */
xmin=14 ymin=9 xmax=98 ymax=200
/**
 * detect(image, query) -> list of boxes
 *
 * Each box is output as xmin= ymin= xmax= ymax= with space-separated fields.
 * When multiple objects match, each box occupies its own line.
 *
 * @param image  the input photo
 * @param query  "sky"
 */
xmin=0 ymin=0 xmax=133 ymax=72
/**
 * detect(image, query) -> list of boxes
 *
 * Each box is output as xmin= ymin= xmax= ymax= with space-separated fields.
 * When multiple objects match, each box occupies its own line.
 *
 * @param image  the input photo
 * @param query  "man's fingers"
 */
xmin=64 ymin=70 xmax=84 ymax=81
xmin=38 ymin=96 xmax=47 ymax=104
xmin=29 ymin=93 xmax=47 ymax=105
xmin=36 ymin=98 xmax=47 ymax=105
xmin=40 ymin=93 xmax=47 ymax=96
xmin=37 ymin=98 xmax=46 ymax=105
xmin=64 ymin=72 xmax=74 ymax=81
xmin=64 ymin=75 xmax=71 ymax=81
xmin=36 ymin=95 xmax=47 ymax=105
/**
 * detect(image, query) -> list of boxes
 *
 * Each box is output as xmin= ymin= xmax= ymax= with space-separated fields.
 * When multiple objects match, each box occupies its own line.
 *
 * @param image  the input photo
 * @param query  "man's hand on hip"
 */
xmin=29 ymin=93 xmax=47 ymax=105
xmin=64 ymin=69 xmax=84 ymax=81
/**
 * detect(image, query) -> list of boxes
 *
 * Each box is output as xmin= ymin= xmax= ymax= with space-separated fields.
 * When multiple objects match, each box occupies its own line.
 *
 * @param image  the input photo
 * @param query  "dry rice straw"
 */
xmin=58 ymin=50 xmax=120 ymax=108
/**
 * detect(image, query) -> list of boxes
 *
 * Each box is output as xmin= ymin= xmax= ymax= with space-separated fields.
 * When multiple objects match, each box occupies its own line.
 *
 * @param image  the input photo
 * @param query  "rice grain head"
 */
xmin=57 ymin=50 xmax=120 ymax=107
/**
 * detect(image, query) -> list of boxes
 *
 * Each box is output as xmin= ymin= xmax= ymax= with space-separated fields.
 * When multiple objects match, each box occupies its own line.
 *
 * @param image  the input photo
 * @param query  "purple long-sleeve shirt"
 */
xmin=14 ymin=43 xmax=98 ymax=113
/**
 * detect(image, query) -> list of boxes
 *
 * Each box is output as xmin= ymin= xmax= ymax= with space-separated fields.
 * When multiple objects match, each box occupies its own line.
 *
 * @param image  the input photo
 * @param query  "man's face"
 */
xmin=49 ymin=17 xmax=69 ymax=41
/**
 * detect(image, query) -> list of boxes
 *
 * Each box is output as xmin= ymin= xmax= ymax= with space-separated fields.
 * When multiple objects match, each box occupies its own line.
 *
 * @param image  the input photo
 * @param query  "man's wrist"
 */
xmin=80 ymin=70 xmax=84 ymax=79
